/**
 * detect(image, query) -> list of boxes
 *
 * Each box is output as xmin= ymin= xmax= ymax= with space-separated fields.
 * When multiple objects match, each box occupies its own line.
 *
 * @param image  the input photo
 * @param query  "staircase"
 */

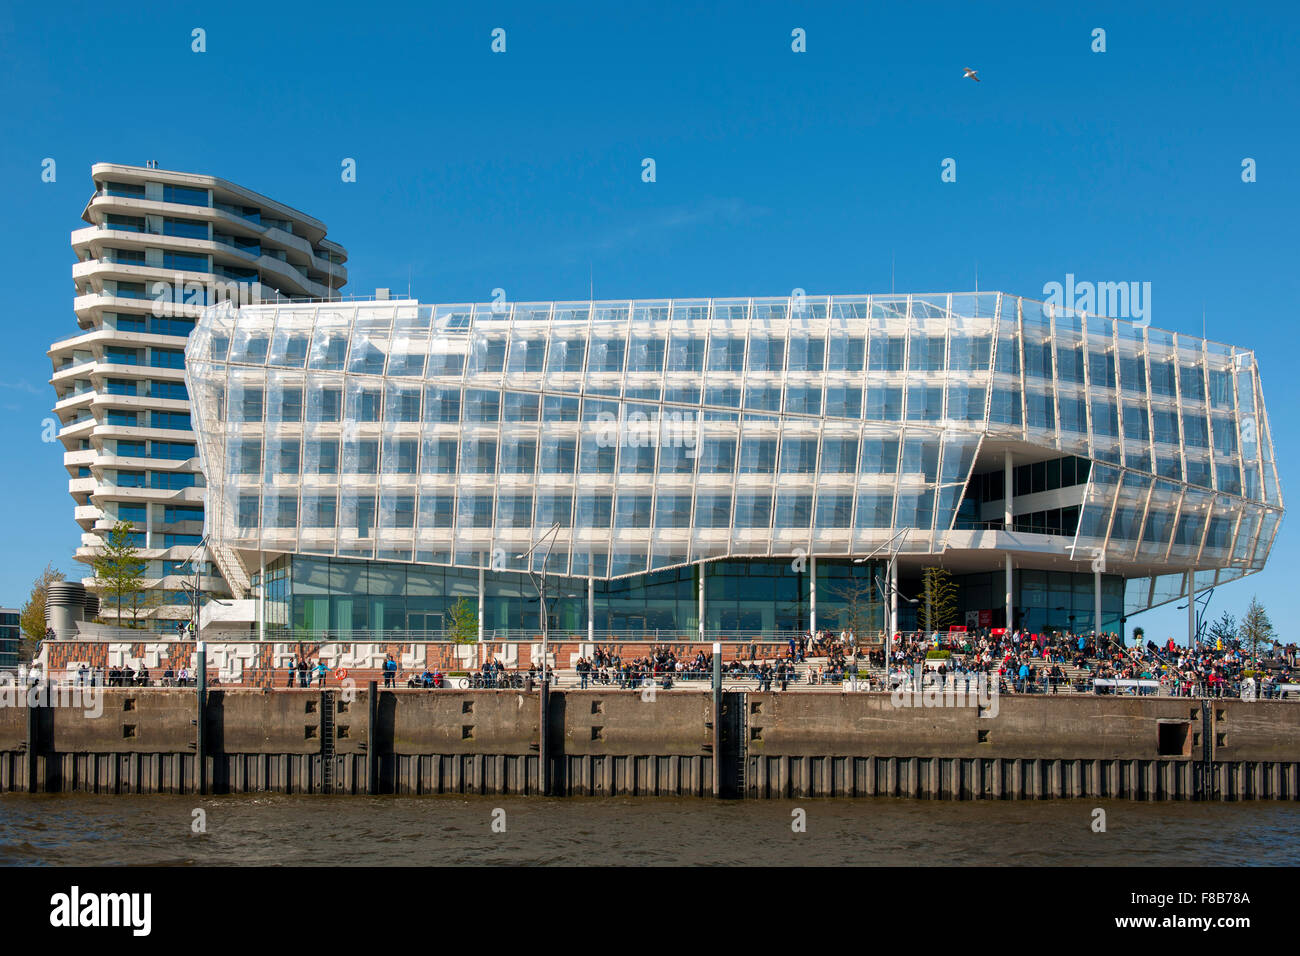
xmin=207 ymin=542 xmax=251 ymax=599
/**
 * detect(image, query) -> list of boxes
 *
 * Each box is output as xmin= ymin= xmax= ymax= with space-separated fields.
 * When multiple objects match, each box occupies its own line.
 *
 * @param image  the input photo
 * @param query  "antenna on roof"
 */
xmin=890 ymin=250 xmax=895 ymax=295
xmin=589 ymin=261 xmax=594 ymax=303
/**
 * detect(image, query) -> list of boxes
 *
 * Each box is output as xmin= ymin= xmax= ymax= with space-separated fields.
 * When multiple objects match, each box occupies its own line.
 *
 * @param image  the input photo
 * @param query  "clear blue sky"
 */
xmin=0 ymin=1 xmax=1295 ymax=641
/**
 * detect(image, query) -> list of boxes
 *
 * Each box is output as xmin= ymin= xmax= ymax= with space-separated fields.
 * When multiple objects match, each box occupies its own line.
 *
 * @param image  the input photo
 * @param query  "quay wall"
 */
xmin=1 ymin=688 xmax=1297 ymax=800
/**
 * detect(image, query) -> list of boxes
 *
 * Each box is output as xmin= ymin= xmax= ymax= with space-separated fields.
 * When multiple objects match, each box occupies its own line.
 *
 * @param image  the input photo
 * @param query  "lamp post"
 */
xmin=517 ymin=522 xmax=562 ymax=796
xmin=874 ymin=574 xmax=919 ymax=686
xmin=1177 ymin=587 xmax=1214 ymax=651
xmin=854 ymin=529 xmax=910 ymax=680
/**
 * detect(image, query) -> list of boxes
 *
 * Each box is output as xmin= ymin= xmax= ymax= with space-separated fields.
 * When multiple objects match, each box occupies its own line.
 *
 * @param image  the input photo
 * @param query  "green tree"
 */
xmin=91 ymin=521 xmax=147 ymax=627
xmin=447 ymin=596 xmax=479 ymax=645
xmin=1239 ymin=596 xmax=1275 ymax=665
xmin=18 ymin=562 xmax=65 ymax=659
xmin=1206 ymin=611 xmax=1238 ymax=649
xmin=917 ymin=567 xmax=958 ymax=633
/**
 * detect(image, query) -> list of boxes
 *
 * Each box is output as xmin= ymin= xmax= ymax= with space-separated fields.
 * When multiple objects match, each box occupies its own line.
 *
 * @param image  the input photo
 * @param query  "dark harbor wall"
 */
xmin=1 ymin=688 xmax=1298 ymax=800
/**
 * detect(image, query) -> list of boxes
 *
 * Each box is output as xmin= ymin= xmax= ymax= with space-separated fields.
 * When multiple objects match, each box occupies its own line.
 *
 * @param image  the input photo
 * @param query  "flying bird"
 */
xmin=963 ymin=67 xmax=980 ymax=82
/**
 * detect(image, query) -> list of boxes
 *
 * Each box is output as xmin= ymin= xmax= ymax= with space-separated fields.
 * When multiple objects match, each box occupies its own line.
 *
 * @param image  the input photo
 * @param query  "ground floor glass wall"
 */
xmin=267 ymin=555 xmax=888 ymax=636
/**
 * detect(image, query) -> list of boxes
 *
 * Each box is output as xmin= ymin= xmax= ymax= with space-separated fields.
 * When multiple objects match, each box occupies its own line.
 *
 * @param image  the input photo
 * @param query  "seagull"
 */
xmin=963 ymin=67 xmax=980 ymax=82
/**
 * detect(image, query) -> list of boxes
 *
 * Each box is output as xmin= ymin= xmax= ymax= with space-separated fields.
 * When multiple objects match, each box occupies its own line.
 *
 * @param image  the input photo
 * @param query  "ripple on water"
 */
xmin=0 ymin=795 xmax=1298 ymax=866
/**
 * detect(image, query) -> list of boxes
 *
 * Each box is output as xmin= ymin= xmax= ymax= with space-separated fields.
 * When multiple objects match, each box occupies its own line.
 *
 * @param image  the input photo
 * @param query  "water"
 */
xmin=1 ymin=794 xmax=1297 ymax=865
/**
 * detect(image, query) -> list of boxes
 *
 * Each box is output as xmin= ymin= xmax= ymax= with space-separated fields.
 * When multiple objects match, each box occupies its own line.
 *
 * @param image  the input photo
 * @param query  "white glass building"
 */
xmin=48 ymin=164 xmax=347 ymax=626
xmin=184 ymin=293 xmax=1282 ymax=640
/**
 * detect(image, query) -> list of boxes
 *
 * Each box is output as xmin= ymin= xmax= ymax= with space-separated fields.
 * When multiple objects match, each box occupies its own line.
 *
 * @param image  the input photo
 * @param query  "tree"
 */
xmin=830 ymin=576 xmax=884 ymax=642
xmin=18 ymin=562 xmax=65 ymax=659
xmin=447 ymin=596 xmax=479 ymax=645
xmin=1206 ymin=611 xmax=1238 ymax=650
xmin=91 ymin=521 xmax=147 ymax=627
xmin=917 ymin=567 xmax=958 ymax=633
xmin=1238 ymin=596 xmax=1275 ymax=665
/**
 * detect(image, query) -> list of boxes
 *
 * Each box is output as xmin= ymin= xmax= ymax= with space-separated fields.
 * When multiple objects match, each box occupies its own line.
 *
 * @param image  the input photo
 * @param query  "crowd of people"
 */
xmin=573 ymin=645 xmax=707 ymax=688
xmin=871 ymin=626 xmax=1299 ymax=698
xmin=37 ymin=628 xmax=1293 ymax=699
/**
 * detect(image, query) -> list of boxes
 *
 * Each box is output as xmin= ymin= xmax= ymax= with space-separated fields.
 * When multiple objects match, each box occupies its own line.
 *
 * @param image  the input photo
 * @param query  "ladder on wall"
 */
xmin=320 ymin=690 xmax=335 ymax=794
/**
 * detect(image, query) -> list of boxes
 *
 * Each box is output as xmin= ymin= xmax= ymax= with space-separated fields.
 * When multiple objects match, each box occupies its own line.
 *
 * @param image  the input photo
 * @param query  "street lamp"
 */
xmin=1177 ymin=587 xmax=1214 ymax=651
xmin=854 ymin=529 xmax=910 ymax=678
xmin=516 ymin=522 xmax=562 ymax=795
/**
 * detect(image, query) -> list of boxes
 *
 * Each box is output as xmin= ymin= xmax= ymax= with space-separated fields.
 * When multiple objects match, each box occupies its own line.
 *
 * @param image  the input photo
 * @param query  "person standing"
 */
xmin=382 ymin=654 xmax=398 ymax=689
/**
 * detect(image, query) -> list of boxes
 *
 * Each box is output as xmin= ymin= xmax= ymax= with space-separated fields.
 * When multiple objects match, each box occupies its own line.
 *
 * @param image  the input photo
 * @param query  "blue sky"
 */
xmin=0 ymin=1 xmax=1295 ymax=640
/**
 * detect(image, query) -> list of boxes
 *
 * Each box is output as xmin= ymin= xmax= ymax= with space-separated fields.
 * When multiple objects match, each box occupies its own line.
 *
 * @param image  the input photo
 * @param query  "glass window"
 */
xmin=345 ymin=439 xmax=380 ymax=474
xmin=785 ymin=386 xmax=822 ymax=415
xmin=500 ymin=436 xmax=538 ymax=474
xmin=825 ymin=386 xmax=863 ymax=419
xmin=667 ymin=335 xmax=706 ymax=372
xmin=707 ymin=336 xmax=746 ymax=372
xmin=387 ymin=386 xmax=420 ymax=422
xmin=460 ymin=438 xmax=498 ymax=473
xmin=503 ymin=392 xmax=540 ymax=422
xmin=820 ymin=438 xmax=858 ymax=473
xmin=855 ymin=493 xmax=894 ymax=528
xmin=576 ymin=494 xmax=613 ymax=528
xmin=774 ymin=494 xmax=813 ymax=528
xmin=815 ymin=493 xmax=853 ymax=528
xmin=738 ymin=437 xmax=778 ymax=473
xmin=462 ymin=389 xmax=500 ymax=423
xmin=779 ymin=438 xmax=818 ymax=474
xmin=694 ymin=494 xmax=731 ymax=528
xmin=860 ymin=437 xmax=900 ymax=473
xmin=653 ymin=494 xmax=693 ymax=529
xmin=539 ymin=437 xmax=577 ymax=474
xmin=420 ymin=437 xmax=458 ymax=474
xmin=733 ymin=494 xmax=772 ymax=529
xmin=418 ymin=495 xmax=453 ymax=528
xmin=627 ymin=336 xmax=665 ymax=372
xmin=424 ymin=387 xmax=460 ymax=423
xmin=543 ymin=395 xmax=581 ymax=422
xmin=788 ymin=337 xmax=826 ymax=372
xmin=384 ymin=438 xmax=419 ymax=474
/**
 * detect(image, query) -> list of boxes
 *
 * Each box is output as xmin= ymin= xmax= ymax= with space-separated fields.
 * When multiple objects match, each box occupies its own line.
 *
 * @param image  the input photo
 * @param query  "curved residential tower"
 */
xmin=49 ymin=164 xmax=347 ymax=627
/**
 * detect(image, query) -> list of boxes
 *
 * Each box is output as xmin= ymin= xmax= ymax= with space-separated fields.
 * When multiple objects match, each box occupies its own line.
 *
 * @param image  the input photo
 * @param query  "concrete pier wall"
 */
xmin=1 ymin=688 xmax=1297 ymax=800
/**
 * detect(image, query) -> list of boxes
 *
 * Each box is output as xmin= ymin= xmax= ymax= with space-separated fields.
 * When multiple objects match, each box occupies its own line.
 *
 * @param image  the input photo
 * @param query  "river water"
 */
xmin=1 ymin=795 xmax=1297 ymax=865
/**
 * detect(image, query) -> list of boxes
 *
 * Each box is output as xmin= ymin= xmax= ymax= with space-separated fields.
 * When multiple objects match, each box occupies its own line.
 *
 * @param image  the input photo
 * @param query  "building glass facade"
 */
xmin=188 ymin=292 xmax=1282 ymax=636
xmin=0 ymin=609 xmax=19 ymax=669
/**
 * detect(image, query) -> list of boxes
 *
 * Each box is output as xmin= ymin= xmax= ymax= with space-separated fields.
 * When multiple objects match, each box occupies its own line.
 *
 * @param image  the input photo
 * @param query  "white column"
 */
xmin=1005 ymin=554 xmax=1013 ymax=632
xmin=477 ymin=566 xmax=484 ymax=643
xmin=809 ymin=555 xmax=817 ymax=635
xmin=258 ymin=551 xmax=265 ymax=641
xmin=1187 ymin=569 xmax=1196 ymax=648
xmin=588 ymin=575 xmax=595 ymax=643
xmin=1004 ymin=450 xmax=1014 ymax=529
xmin=1094 ymin=568 xmax=1103 ymax=638
xmin=890 ymin=560 xmax=899 ymax=637
xmin=698 ymin=563 xmax=706 ymax=640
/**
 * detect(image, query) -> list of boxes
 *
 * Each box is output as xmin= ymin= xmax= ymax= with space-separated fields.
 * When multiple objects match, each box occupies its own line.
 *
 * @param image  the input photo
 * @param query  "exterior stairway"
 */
xmin=208 ymin=542 xmax=251 ymax=600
